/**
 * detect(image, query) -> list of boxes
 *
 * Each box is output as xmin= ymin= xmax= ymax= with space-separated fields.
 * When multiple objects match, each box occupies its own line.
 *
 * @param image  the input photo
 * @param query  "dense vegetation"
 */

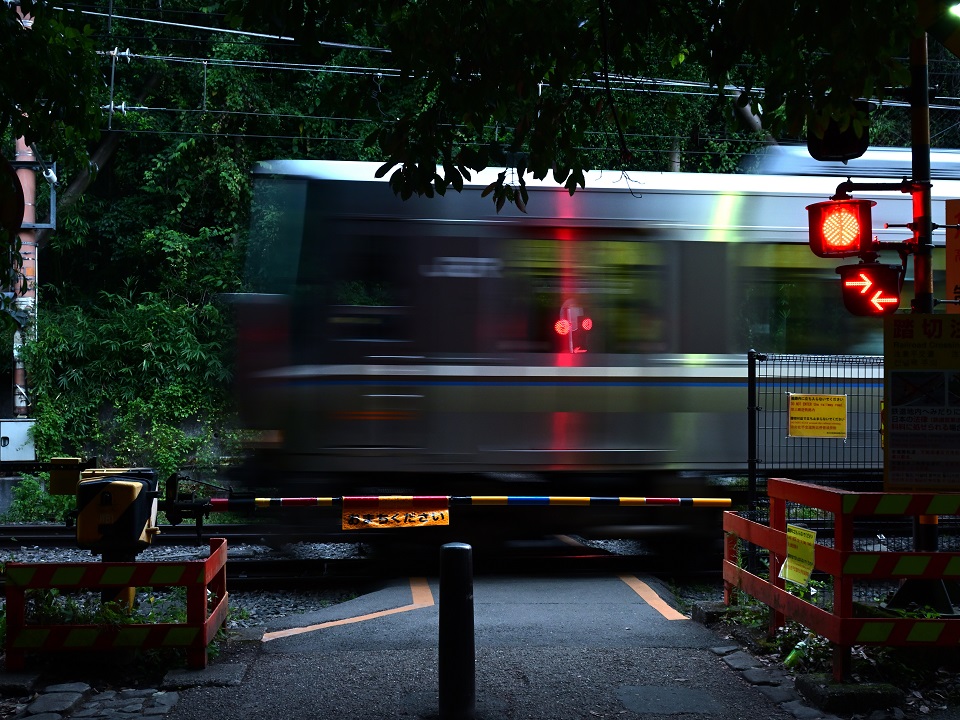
xmin=2 ymin=1 xmax=960 ymax=497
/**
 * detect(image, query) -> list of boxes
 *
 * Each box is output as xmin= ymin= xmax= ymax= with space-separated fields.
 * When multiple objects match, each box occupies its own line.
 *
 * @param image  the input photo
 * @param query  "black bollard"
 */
xmin=439 ymin=542 xmax=476 ymax=720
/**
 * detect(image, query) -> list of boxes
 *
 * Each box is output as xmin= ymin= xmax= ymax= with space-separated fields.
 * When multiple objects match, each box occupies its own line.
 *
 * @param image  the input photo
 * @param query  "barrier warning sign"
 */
xmin=342 ymin=495 xmax=450 ymax=530
xmin=787 ymin=394 xmax=847 ymax=438
xmin=778 ymin=524 xmax=817 ymax=587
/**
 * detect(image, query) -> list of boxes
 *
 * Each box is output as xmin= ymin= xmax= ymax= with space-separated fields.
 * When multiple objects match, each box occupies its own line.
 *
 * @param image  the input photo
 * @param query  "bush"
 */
xmin=2 ymin=475 xmax=74 ymax=523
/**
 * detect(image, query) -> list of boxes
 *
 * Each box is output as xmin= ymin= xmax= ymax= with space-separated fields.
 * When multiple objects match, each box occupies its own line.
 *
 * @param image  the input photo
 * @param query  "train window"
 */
xmin=734 ymin=244 xmax=887 ymax=354
xmin=303 ymin=234 xmax=415 ymax=363
xmin=246 ymin=177 xmax=307 ymax=294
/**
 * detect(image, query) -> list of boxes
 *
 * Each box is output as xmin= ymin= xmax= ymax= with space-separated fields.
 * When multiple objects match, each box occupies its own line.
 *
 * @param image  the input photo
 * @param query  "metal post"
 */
xmin=911 ymin=33 xmax=934 ymax=316
xmin=911 ymin=33 xmax=939 ymax=553
xmin=439 ymin=542 xmax=476 ymax=720
xmin=747 ymin=349 xmax=759 ymax=512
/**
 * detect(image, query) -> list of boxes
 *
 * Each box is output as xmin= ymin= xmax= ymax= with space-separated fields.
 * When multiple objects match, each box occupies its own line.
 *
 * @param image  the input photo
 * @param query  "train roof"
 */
xmin=748 ymin=144 xmax=960 ymax=180
xmin=252 ymin=157 xmax=960 ymax=204
xmin=252 ymin=159 xmax=857 ymax=198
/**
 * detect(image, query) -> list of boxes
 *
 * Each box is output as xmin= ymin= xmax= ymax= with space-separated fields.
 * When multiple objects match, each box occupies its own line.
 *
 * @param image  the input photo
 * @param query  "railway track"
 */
xmin=0 ymin=522 xmax=721 ymax=589
xmin=0 ymin=522 xmax=360 ymax=548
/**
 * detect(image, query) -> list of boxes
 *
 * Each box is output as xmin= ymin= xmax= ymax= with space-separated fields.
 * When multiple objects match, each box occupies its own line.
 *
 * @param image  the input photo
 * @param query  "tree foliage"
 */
xmin=0 ymin=0 xmax=102 ymax=149
xmin=21 ymin=289 xmax=235 ymax=476
xmin=221 ymin=0 xmax=923 ymax=207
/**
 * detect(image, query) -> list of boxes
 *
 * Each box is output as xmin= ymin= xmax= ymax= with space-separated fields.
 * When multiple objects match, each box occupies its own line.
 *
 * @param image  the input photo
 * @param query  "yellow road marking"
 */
xmin=261 ymin=573 xmax=685 ymax=642
xmin=618 ymin=573 xmax=688 ymax=621
xmin=261 ymin=577 xmax=434 ymax=642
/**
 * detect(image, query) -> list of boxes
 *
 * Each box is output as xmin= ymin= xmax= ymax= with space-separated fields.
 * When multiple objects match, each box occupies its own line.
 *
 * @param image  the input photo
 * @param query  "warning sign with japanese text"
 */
xmin=778 ymin=524 xmax=817 ymax=587
xmin=884 ymin=315 xmax=960 ymax=491
xmin=341 ymin=495 xmax=450 ymax=530
xmin=787 ymin=394 xmax=847 ymax=438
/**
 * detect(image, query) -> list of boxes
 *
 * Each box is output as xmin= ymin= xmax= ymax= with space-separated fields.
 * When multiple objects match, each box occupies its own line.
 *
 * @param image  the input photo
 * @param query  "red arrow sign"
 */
xmin=870 ymin=290 xmax=899 ymax=311
xmin=844 ymin=272 xmax=873 ymax=294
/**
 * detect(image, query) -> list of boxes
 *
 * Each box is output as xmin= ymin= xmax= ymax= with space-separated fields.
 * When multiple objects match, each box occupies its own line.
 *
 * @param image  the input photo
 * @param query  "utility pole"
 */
xmin=11 ymin=2 xmax=37 ymax=418
xmin=11 ymin=139 xmax=36 ymax=418
xmin=911 ymin=34 xmax=935 ymax=317
xmin=909 ymin=34 xmax=939 ymax=556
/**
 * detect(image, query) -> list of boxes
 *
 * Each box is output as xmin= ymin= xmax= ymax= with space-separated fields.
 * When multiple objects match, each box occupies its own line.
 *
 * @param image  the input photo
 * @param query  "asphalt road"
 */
xmin=162 ymin=571 xmax=809 ymax=720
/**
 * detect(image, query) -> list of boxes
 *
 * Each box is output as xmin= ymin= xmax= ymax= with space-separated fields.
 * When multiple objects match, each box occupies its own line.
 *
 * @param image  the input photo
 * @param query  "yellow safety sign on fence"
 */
xmin=787 ymin=394 xmax=847 ymax=438
xmin=779 ymin=524 xmax=817 ymax=587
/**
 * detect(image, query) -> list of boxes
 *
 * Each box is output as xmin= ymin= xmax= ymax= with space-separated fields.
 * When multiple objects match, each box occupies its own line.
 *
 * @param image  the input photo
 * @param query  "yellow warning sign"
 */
xmin=787 ymin=394 xmax=847 ymax=438
xmin=778 ymin=524 xmax=817 ymax=587
xmin=341 ymin=496 xmax=450 ymax=530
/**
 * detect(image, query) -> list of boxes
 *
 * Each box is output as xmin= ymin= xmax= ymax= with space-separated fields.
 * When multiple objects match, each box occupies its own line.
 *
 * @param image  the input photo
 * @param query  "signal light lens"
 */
xmin=821 ymin=207 xmax=860 ymax=253
xmin=554 ymin=319 xmax=571 ymax=336
xmin=581 ymin=317 xmax=593 ymax=331
xmin=806 ymin=198 xmax=876 ymax=258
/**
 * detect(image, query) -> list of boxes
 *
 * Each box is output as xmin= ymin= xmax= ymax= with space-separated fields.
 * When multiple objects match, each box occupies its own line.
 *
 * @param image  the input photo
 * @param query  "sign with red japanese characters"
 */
xmin=884 ymin=315 xmax=960 ymax=491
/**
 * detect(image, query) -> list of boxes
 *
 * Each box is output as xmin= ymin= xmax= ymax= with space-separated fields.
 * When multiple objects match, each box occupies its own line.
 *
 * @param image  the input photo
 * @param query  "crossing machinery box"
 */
xmin=76 ymin=469 xmax=160 ymax=555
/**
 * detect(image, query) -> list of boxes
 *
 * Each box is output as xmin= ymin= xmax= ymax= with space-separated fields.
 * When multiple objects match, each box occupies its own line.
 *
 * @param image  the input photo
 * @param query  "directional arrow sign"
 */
xmin=844 ymin=272 xmax=874 ymax=295
xmin=836 ymin=263 xmax=904 ymax=316
xmin=870 ymin=290 xmax=899 ymax=312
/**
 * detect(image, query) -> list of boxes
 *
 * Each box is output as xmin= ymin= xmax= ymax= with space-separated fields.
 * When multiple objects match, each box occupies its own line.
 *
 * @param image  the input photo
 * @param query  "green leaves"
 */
xmin=21 ymin=292 xmax=237 ymax=476
xmin=0 ymin=3 xmax=101 ymax=150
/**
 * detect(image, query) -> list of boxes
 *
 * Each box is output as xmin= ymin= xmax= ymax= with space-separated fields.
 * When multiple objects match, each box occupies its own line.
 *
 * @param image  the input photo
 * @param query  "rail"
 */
xmin=4 ymin=537 xmax=228 ymax=671
xmin=723 ymin=478 xmax=960 ymax=681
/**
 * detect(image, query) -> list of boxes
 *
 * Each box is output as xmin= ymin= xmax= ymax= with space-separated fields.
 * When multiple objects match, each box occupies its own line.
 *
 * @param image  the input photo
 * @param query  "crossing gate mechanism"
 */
xmin=75 ymin=468 xmax=161 ymax=556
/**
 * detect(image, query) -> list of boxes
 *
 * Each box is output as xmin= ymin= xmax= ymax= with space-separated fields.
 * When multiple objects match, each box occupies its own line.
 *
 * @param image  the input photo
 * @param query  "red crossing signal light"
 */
xmin=836 ymin=262 xmax=903 ymax=316
xmin=555 ymin=300 xmax=592 ymax=352
xmin=806 ymin=198 xmax=876 ymax=258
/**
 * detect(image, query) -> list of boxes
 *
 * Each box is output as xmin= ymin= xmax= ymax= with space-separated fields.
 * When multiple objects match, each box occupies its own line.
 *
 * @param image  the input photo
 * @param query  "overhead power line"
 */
xmin=99 ymin=49 xmax=401 ymax=77
xmin=55 ymin=5 xmax=391 ymax=52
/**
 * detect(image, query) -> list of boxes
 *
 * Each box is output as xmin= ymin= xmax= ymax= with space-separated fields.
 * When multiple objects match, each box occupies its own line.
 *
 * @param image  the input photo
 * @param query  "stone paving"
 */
xmin=0 ymin=679 xmax=178 ymax=720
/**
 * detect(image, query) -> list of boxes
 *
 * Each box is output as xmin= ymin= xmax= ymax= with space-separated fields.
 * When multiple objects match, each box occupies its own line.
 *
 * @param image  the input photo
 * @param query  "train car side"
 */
xmin=232 ymin=160 xmax=949 ymax=495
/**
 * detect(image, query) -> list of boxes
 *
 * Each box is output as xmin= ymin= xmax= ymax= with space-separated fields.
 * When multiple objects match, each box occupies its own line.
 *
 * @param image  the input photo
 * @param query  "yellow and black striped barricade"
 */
xmin=3 ymin=537 xmax=228 ymax=671
xmin=723 ymin=478 xmax=960 ymax=683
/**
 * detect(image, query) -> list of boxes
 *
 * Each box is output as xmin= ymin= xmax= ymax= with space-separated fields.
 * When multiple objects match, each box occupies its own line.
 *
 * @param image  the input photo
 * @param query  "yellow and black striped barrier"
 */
xmin=207 ymin=495 xmax=732 ymax=530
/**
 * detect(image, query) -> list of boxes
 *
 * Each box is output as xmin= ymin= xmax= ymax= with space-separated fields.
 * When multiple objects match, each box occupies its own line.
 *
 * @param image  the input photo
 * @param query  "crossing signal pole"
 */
xmin=911 ymin=33 xmax=935 ymax=316
xmin=801 ymin=30 xmax=951 ymax=618
xmin=908 ymin=34 xmax=939 ymax=561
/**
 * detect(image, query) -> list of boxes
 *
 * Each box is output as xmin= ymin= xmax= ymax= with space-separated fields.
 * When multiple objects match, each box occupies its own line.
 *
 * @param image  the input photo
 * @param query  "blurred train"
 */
xmin=228 ymin=147 xmax=952 ymax=506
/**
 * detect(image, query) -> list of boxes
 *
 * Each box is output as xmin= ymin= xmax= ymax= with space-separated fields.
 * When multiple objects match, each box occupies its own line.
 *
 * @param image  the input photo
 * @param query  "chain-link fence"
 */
xmin=740 ymin=351 xmax=960 ymax=612
xmin=748 ymin=351 xmax=885 ymax=500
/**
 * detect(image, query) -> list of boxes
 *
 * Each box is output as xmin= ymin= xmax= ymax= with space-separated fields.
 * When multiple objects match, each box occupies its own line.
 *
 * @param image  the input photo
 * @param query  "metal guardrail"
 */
xmin=4 ymin=537 xmax=229 ymax=671
xmin=724 ymin=478 xmax=960 ymax=682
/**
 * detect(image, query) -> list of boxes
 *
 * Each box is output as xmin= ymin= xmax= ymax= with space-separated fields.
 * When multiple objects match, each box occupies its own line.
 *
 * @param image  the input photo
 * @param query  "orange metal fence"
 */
xmin=723 ymin=478 xmax=960 ymax=681
xmin=4 ymin=537 xmax=228 ymax=671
